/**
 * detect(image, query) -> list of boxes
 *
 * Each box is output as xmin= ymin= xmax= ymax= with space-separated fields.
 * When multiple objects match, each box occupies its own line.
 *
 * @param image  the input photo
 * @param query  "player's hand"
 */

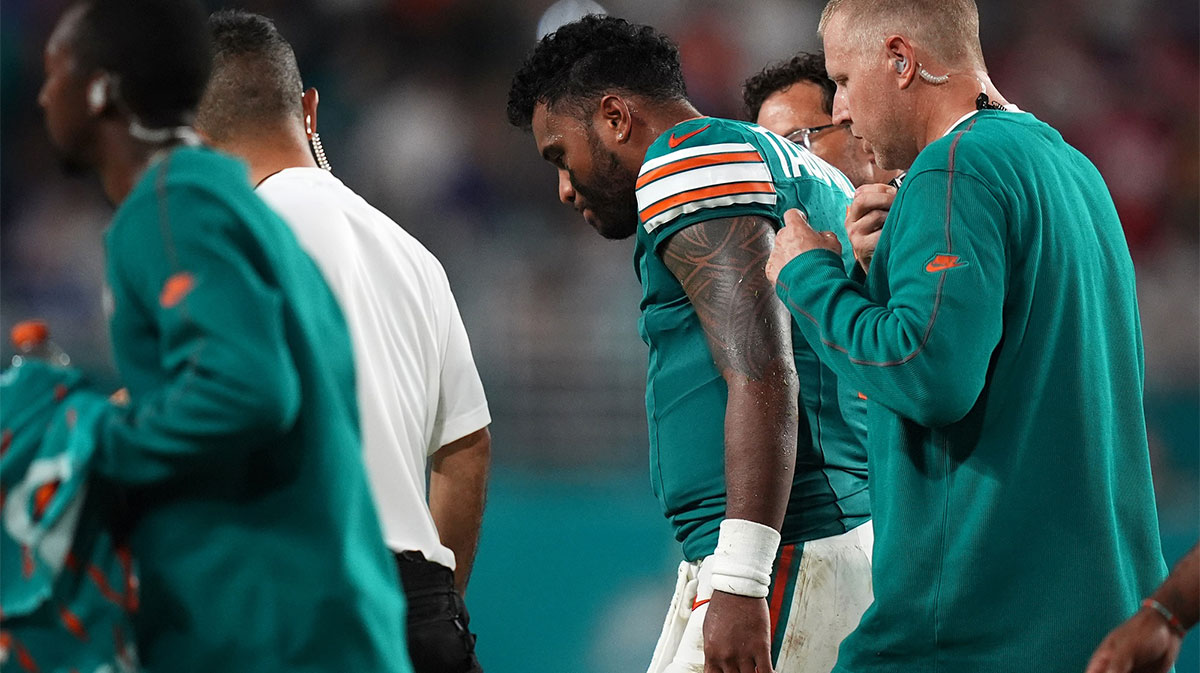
xmin=702 ymin=590 xmax=773 ymax=673
xmin=765 ymin=209 xmax=842 ymax=285
xmin=845 ymin=183 xmax=896 ymax=275
xmin=1084 ymin=609 xmax=1183 ymax=673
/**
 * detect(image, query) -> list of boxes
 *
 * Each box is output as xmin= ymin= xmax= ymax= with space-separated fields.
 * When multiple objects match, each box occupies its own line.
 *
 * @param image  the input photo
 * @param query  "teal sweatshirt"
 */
xmin=98 ymin=146 xmax=409 ymax=673
xmin=776 ymin=111 xmax=1167 ymax=672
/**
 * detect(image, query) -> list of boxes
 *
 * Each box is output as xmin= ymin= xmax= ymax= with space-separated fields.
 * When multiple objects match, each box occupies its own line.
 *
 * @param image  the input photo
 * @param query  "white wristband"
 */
xmin=707 ymin=519 xmax=781 ymax=599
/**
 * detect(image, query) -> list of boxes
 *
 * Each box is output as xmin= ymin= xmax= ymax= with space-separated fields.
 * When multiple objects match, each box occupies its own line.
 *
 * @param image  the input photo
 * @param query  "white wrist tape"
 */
xmin=707 ymin=519 xmax=781 ymax=599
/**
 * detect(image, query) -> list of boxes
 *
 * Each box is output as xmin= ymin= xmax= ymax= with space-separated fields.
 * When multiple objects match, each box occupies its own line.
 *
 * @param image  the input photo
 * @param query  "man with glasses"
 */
xmin=507 ymin=15 xmax=872 ymax=673
xmin=744 ymin=52 xmax=900 ymax=189
xmin=746 ymin=53 xmax=901 ymax=275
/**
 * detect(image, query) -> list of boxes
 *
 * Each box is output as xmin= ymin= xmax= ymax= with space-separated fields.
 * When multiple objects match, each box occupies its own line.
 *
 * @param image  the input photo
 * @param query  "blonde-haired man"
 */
xmin=766 ymin=1 xmax=1170 ymax=671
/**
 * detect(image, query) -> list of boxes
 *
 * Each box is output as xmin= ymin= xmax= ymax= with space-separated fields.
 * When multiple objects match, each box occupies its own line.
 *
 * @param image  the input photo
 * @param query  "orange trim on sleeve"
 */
xmin=639 ymin=181 xmax=775 ymax=222
xmin=636 ymin=152 xmax=763 ymax=189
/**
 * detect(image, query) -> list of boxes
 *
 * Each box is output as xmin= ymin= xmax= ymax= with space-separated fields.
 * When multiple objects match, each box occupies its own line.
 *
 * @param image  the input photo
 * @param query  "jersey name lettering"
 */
xmin=751 ymin=126 xmax=853 ymax=197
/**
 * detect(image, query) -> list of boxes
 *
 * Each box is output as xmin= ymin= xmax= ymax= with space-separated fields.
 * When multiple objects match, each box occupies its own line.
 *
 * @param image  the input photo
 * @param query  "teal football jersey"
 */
xmin=633 ymin=117 xmax=870 ymax=560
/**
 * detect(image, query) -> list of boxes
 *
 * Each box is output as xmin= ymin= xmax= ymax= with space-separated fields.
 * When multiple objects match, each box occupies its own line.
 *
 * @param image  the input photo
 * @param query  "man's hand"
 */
xmin=1084 ymin=609 xmax=1183 ymax=673
xmin=765 ymin=209 xmax=842 ymax=285
xmin=703 ymin=591 xmax=773 ymax=673
xmin=845 ymin=184 xmax=896 ymax=274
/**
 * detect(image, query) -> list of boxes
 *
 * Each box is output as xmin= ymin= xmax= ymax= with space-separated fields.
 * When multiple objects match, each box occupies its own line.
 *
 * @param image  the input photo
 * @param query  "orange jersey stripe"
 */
xmin=636 ymin=151 xmax=763 ymax=190
xmin=639 ymin=181 xmax=775 ymax=222
xmin=768 ymin=545 xmax=795 ymax=637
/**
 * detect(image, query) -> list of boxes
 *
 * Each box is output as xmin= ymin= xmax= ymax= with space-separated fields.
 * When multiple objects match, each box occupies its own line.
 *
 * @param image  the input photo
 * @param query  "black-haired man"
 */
xmin=197 ymin=10 xmax=490 ymax=673
xmin=744 ymin=52 xmax=899 ymax=190
xmin=744 ymin=52 xmax=901 ymax=275
xmin=509 ymin=15 xmax=872 ymax=673
xmin=38 ymin=2 xmax=409 ymax=671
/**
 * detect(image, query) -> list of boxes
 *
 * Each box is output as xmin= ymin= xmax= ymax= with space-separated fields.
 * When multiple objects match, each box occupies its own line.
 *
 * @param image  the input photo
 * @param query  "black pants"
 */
xmin=395 ymin=551 xmax=482 ymax=673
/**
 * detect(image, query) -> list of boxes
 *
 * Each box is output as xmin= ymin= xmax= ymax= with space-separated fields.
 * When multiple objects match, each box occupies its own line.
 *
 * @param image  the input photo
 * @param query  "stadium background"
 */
xmin=2 ymin=0 xmax=1196 ymax=670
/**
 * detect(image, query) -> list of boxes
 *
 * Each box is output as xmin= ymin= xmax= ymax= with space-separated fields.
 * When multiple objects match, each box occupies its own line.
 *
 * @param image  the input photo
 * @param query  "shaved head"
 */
xmin=819 ymin=0 xmax=985 ymax=70
xmin=196 ymin=9 xmax=303 ymax=143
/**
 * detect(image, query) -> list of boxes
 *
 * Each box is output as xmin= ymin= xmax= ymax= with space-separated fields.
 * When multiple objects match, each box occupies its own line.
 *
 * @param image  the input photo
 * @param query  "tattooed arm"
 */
xmin=661 ymin=215 xmax=799 ymax=673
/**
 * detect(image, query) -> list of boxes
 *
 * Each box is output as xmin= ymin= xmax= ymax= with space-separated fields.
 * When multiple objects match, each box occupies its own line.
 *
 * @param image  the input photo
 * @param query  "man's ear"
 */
xmin=301 ymin=87 xmax=320 ymax=137
xmin=86 ymin=72 xmax=112 ymax=116
xmin=883 ymin=35 xmax=918 ymax=89
xmin=597 ymin=94 xmax=632 ymax=143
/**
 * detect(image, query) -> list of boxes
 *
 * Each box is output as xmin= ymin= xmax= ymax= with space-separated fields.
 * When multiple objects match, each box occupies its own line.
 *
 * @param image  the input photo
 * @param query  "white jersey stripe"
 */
xmin=643 ymin=192 xmax=778 ymax=233
xmin=639 ymin=142 xmax=758 ymax=176
xmin=636 ymin=162 xmax=773 ymax=212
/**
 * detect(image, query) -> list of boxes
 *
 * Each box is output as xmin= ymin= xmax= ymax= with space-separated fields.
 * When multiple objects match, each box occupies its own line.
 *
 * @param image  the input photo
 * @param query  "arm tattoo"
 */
xmin=662 ymin=216 xmax=792 ymax=380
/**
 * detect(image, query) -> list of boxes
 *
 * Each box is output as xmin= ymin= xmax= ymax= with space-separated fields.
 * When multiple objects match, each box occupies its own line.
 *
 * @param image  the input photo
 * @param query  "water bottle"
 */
xmin=10 ymin=320 xmax=71 ymax=368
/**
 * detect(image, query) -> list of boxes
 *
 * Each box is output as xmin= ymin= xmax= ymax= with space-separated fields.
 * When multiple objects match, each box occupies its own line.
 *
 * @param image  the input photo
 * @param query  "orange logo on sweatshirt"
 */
xmin=159 ymin=272 xmax=196 ymax=308
xmin=925 ymin=254 xmax=969 ymax=273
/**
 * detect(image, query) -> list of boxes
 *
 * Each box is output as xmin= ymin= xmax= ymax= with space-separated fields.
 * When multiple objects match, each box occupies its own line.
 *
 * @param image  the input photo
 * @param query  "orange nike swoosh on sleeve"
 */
xmin=159 ymin=272 xmax=196 ymax=308
xmin=924 ymin=254 xmax=969 ymax=273
xmin=668 ymin=124 xmax=711 ymax=148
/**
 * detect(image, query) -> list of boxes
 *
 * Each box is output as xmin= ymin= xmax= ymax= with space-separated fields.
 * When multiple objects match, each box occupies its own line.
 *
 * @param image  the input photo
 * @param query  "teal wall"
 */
xmin=469 ymin=466 xmax=1198 ymax=673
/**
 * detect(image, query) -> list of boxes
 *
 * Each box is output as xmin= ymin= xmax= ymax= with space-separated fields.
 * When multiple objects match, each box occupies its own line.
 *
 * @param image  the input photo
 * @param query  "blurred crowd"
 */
xmin=2 ymin=0 xmax=1196 ymax=502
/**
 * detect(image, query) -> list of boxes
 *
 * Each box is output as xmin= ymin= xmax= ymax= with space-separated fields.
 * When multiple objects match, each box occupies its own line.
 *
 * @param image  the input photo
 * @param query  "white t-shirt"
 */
xmin=258 ymin=167 xmax=490 ymax=570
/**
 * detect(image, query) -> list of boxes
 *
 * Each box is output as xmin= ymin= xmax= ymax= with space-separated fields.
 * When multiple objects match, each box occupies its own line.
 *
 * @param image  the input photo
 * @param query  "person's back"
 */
xmin=827 ymin=110 xmax=1167 ymax=671
xmin=255 ymin=167 xmax=488 ymax=570
xmin=102 ymin=146 xmax=408 ymax=672
xmin=194 ymin=11 xmax=490 ymax=671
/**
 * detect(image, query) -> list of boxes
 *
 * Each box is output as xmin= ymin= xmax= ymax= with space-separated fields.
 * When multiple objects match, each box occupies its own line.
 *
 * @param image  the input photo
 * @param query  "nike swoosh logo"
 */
xmin=668 ymin=124 xmax=711 ymax=148
xmin=924 ymin=254 xmax=969 ymax=273
xmin=159 ymin=271 xmax=196 ymax=308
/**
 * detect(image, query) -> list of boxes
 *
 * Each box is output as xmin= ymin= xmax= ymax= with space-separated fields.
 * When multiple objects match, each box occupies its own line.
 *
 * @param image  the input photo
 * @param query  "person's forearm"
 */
xmin=722 ymin=364 xmax=798 ymax=530
xmin=429 ymin=426 xmax=491 ymax=595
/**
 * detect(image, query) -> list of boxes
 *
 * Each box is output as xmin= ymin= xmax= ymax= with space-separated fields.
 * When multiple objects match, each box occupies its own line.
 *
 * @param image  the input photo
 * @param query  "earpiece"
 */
xmin=305 ymin=114 xmax=313 ymax=135
xmin=310 ymin=132 xmax=332 ymax=172
xmin=894 ymin=58 xmax=907 ymax=74
xmin=917 ymin=64 xmax=950 ymax=85
xmin=87 ymin=77 xmax=108 ymax=113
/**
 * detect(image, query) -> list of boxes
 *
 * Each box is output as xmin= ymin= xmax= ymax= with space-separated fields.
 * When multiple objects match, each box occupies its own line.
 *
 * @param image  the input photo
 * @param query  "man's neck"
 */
xmin=918 ymin=71 xmax=1009 ymax=150
xmin=94 ymin=124 xmax=169 ymax=206
xmin=218 ymin=123 xmax=318 ymax=187
xmin=636 ymin=99 xmax=705 ymax=152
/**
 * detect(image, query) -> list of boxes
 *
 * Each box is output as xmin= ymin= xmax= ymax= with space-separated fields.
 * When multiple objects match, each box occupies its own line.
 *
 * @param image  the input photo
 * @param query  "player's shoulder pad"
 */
xmin=636 ymin=118 xmax=776 ymax=234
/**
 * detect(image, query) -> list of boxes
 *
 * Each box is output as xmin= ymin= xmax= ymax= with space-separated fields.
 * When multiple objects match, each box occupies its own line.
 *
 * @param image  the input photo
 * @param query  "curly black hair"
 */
xmin=742 ymin=52 xmax=834 ymax=122
xmin=506 ymin=14 xmax=687 ymax=130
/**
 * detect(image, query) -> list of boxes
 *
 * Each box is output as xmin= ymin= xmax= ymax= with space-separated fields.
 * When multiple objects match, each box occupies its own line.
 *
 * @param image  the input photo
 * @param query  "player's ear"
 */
xmin=597 ymin=94 xmax=631 ymax=144
xmin=301 ymin=87 xmax=320 ymax=138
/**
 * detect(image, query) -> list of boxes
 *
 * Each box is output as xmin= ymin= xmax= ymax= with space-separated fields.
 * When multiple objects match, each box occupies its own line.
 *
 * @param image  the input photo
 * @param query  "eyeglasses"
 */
xmin=785 ymin=122 xmax=850 ymax=150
